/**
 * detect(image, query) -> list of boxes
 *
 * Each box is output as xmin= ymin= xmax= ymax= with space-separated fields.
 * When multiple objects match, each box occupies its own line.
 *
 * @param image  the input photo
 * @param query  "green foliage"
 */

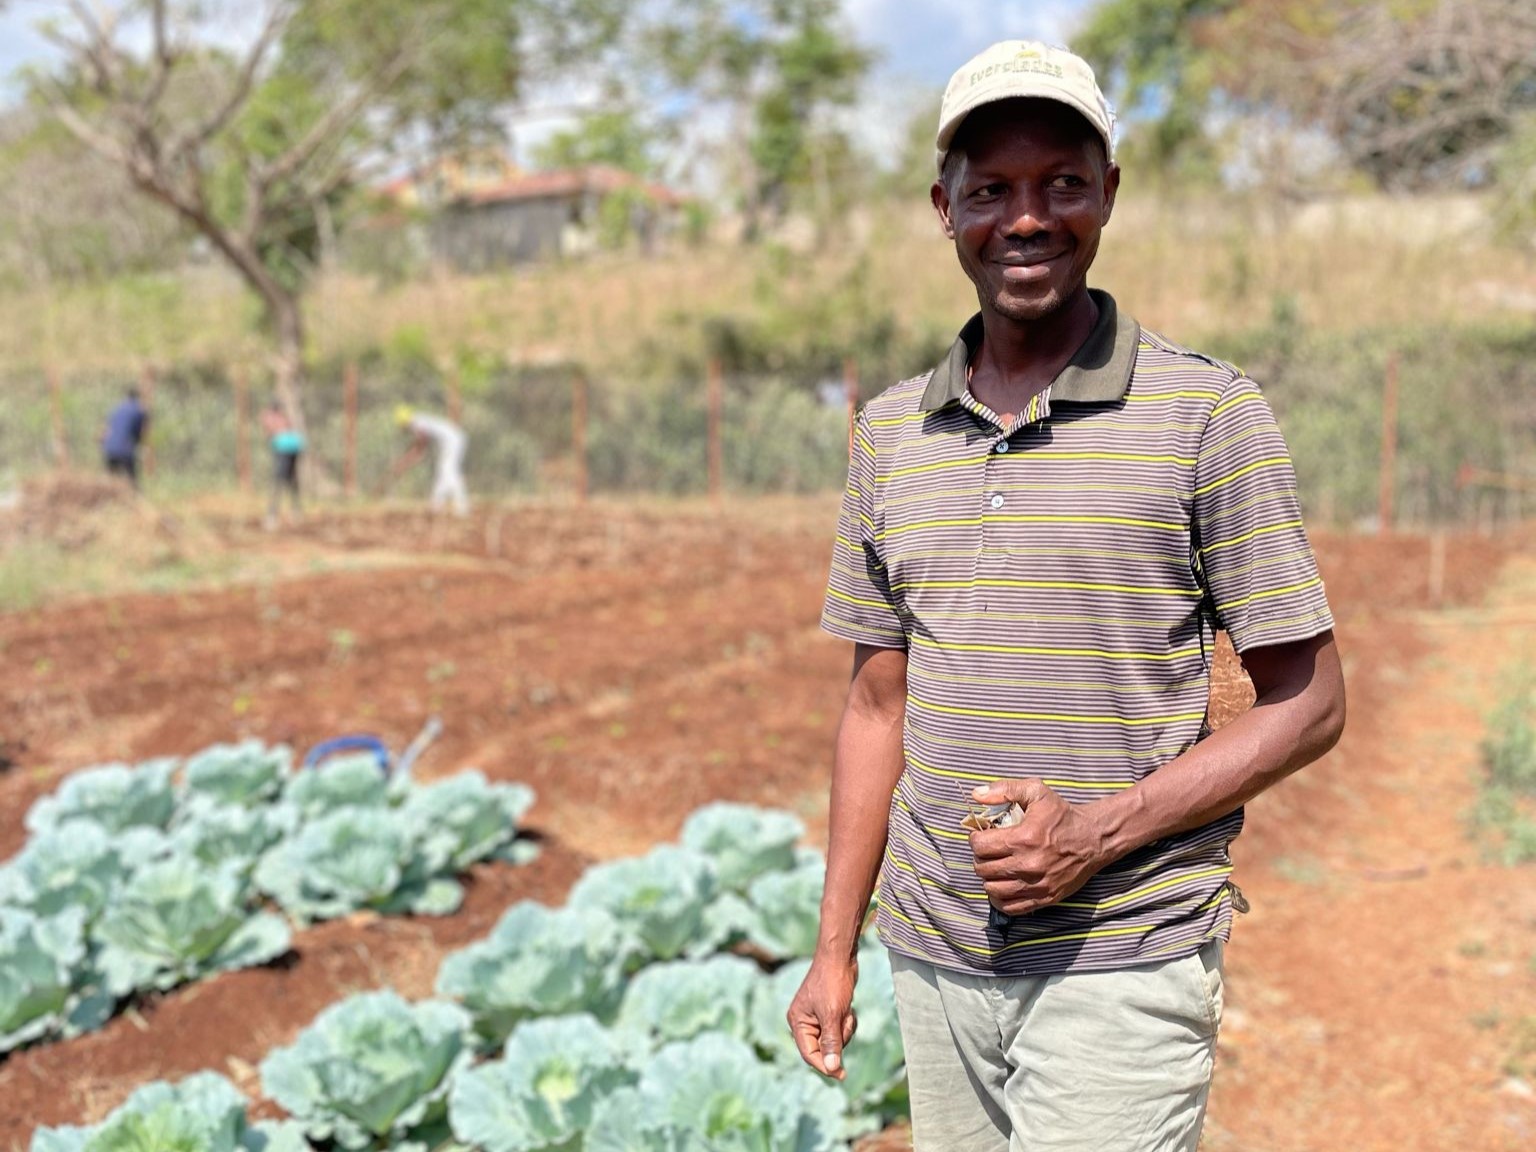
xmin=1074 ymin=0 xmax=1235 ymax=174
xmin=1209 ymin=316 xmax=1536 ymax=527
xmin=1493 ymin=112 xmax=1536 ymax=248
xmin=1469 ymin=674 xmax=1536 ymax=865
xmin=639 ymin=0 xmax=873 ymax=229
xmin=534 ymin=108 xmax=657 ymax=175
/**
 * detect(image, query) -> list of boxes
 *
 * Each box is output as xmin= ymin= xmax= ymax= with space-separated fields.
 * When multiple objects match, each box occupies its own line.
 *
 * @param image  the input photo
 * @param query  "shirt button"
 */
xmin=995 ymin=441 xmax=1010 ymax=454
xmin=989 ymin=494 xmax=1005 ymax=510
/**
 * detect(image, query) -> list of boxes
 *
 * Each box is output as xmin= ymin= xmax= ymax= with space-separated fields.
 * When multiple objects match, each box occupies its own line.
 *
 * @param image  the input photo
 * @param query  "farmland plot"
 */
xmin=0 ymin=499 xmax=1531 ymax=1150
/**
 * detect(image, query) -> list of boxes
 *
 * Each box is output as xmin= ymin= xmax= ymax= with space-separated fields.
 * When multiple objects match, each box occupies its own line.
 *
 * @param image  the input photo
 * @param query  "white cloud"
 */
xmin=845 ymin=0 xmax=1090 ymax=83
xmin=840 ymin=0 xmax=1094 ymax=163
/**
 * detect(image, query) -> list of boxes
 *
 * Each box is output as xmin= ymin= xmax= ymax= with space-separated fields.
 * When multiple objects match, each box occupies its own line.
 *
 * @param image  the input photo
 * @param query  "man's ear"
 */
xmin=1101 ymin=162 xmax=1121 ymax=227
xmin=931 ymin=179 xmax=956 ymax=240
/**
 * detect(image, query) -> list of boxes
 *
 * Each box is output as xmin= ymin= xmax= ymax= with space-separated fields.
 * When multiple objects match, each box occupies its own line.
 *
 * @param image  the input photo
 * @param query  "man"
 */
xmin=787 ymin=40 xmax=1345 ymax=1152
xmin=391 ymin=405 xmax=469 ymax=516
xmin=100 ymin=387 xmax=148 ymax=489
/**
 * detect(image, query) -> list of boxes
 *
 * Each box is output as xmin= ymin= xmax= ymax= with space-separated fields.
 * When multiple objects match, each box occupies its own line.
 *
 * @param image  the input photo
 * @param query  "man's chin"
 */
xmin=990 ymin=289 xmax=1065 ymax=322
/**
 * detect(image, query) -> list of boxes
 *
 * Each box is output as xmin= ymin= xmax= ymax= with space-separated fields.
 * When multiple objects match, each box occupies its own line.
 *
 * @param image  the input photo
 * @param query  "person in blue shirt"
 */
xmin=100 ymin=387 xmax=148 ymax=489
xmin=261 ymin=398 xmax=305 ymax=528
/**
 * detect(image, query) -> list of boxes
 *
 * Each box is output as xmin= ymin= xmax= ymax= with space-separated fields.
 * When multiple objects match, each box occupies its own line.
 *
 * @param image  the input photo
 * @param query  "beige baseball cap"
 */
xmin=935 ymin=40 xmax=1116 ymax=174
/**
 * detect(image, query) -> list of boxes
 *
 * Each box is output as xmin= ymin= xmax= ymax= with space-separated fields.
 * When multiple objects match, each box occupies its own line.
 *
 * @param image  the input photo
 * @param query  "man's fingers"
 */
xmin=971 ymin=778 xmax=1049 ymax=806
xmin=790 ymin=1008 xmax=848 ymax=1081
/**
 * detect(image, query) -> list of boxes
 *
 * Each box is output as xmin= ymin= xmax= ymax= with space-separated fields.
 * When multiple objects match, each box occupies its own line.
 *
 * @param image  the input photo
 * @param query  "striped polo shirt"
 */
xmin=821 ymin=290 xmax=1333 ymax=976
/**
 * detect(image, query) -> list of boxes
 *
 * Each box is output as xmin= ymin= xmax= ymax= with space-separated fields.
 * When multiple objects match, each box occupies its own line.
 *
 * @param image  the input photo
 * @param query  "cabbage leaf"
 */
xmin=91 ymin=857 xmax=290 ymax=997
xmin=434 ymin=901 xmax=635 ymax=1046
xmin=680 ymin=803 xmax=804 ymax=893
xmin=25 ymin=760 xmax=178 ymax=836
xmin=0 ymin=907 xmax=92 ymax=1053
xmin=253 ymin=808 xmax=458 ymax=924
xmin=398 ymin=772 xmax=536 ymax=873
xmin=260 ymin=990 xmax=472 ymax=1150
xmin=182 ymin=742 xmax=293 ymax=808
xmin=28 ymin=1071 xmax=310 ymax=1152
xmin=448 ymin=1014 xmax=636 ymax=1152
xmin=616 ymin=954 xmax=761 ymax=1048
xmin=567 ymin=846 xmax=718 ymax=962
xmin=584 ymin=1033 xmax=846 ymax=1152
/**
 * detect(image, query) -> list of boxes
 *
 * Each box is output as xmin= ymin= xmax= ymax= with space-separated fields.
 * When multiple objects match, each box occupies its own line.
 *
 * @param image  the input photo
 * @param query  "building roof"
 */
xmin=454 ymin=165 xmax=687 ymax=209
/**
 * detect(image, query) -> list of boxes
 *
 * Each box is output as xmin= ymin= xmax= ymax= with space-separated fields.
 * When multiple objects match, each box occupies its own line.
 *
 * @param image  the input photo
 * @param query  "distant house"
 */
xmin=378 ymin=160 xmax=690 ymax=271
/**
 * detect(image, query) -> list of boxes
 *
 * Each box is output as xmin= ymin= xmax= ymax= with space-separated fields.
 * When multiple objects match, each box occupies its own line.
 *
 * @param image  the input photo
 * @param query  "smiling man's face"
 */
xmin=933 ymin=98 xmax=1119 ymax=324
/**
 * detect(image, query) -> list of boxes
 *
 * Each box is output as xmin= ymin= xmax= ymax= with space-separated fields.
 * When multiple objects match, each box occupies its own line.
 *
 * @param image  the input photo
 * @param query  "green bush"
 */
xmin=1470 ymin=676 xmax=1536 ymax=865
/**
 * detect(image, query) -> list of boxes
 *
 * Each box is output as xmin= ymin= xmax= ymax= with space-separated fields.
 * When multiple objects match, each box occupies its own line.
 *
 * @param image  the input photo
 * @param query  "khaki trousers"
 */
xmin=889 ymin=940 xmax=1224 ymax=1152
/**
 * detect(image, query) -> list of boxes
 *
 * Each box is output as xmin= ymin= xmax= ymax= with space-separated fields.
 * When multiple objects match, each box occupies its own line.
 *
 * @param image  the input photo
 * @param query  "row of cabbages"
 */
xmin=0 ymin=741 xmax=537 ymax=1054
xmin=30 ymin=803 xmax=908 ymax=1152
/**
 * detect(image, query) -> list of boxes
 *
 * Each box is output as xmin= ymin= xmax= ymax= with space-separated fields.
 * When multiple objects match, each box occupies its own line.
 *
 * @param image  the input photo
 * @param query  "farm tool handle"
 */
xmin=302 ymin=734 xmax=393 ymax=775
xmin=396 ymin=716 xmax=443 ymax=778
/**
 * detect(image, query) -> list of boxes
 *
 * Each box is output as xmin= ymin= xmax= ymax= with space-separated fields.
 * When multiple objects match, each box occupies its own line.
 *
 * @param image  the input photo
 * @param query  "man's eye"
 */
xmin=971 ymin=184 xmax=1005 ymax=199
xmin=1051 ymin=175 xmax=1086 ymax=188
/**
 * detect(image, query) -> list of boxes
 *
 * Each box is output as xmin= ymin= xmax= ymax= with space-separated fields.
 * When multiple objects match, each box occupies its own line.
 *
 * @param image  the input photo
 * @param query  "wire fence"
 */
xmin=3 ymin=332 xmax=1534 ymax=530
xmin=1 ymin=358 xmax=860 ymax=504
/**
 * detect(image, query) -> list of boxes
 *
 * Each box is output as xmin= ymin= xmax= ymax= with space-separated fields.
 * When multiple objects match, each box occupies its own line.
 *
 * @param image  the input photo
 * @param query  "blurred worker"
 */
xmin=390 ymin=405 xmax=469 ymax=516
xmin=788 ymin=40 xmax=1346 ymax=1152
xmin=261 ymin=398 xmax=305 ymax=528
xmin=100 ymin=386 xmax=148 ymax=489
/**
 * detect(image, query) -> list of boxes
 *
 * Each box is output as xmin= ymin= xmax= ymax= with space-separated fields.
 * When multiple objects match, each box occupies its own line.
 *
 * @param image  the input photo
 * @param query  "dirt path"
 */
xmin=1207 ymin=556 xmax=1536 ymax=1152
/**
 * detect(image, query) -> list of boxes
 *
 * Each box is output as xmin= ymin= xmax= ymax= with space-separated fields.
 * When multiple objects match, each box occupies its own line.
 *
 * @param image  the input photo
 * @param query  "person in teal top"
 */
xmin=261 ymin=398 xmax=305 ymax=528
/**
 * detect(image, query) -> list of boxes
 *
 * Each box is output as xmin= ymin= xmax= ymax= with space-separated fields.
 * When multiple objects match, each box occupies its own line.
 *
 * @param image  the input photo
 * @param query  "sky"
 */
xmin=0 ymin=0 xmax=1097 ymax=163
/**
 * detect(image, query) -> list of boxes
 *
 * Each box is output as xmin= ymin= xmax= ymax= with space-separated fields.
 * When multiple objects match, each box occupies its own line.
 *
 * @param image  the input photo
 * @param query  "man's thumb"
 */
xmin=821 ymin=1035 xmax=842 ymax=1073
xmin=972 ymin=778 xmax=1047 ymax=806
xmin=819 ymin=1012 xmax=845 ymax=1074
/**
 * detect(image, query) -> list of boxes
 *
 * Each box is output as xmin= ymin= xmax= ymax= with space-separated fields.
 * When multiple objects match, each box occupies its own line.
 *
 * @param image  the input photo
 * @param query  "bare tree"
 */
xmin=1317 ymin=0 xmax=1536 ymax=189
xmin=28 ymin=0 xmax=616 ymax=425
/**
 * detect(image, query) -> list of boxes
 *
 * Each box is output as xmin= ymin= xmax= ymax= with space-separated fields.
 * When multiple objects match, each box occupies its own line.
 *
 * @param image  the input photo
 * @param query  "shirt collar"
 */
xmin=919 ymin=289 xmax=1140 ymax=411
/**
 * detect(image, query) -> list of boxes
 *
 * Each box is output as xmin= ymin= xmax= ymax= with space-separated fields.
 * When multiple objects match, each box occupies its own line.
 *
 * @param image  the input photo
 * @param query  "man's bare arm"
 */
xmin=787 ymin=642 xmax=908 ymax=1078
xmin=971 ymin=630 xmax=1345 ymax=915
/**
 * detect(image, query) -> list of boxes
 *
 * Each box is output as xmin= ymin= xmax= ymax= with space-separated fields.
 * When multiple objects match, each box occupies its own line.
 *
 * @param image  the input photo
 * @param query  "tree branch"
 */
xmin=253 ymin=45 xmax=416 ymax=195
xmin=168 ymin=1 xmax=291 ymax=162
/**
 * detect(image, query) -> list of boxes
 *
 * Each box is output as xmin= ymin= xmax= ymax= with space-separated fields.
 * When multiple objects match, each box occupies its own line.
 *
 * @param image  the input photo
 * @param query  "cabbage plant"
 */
xmin=278 ymin=755 xmax=397 ymax=820
xmin=568 ymin=845 xmax=719 ymax=961
xmin=681 ymin=803 xmax=805 ymax=892
xmin=616 ymin=954 xmax=762 ymax=1047
xmin=169 ymin=802 xmax=293 ymax=877
xmin=448 ymin=1014 xmax=636 ymax=1152
xmin=731 ymin=854 xmax=826 ymax=961
xmin=29 ymin=1071 xmax=308 ymax=1152
xmin=0 ymin=824 xmax=156 ymax=925
xmin=835 ymin=944 xmax=907 ymax=1120
xmin=399 ymin=772 xmax=536 ymax=872
xmin=0 ymin=907 xmax=95 ymax=1053
xmin=91 ymin=857 xmax=291 ymax=997
xmin=434 ymin=901 xmax=635 ymax=1046
xmin=254 ymin=808 xmax=460 ymax=924
xmin=748 ymin=948 xmax=907 ymax=1128
xmin=25 ymin=760 xmax=178 ymax=836
xmin=260 ymin=990 xmax=472 ymax=1150
xmin=584 ymin=1033 xmax=847 ymax=1152
xmin=181 ymin=741 xmax=293 ymax=807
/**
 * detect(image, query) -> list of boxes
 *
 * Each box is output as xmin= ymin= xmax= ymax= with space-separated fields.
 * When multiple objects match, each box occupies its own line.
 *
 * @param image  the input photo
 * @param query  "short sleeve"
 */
xmin=1192 ymin=377 xmax=1333 ymax=653
xmin=820 ymin=410 xmax=906 ymax=649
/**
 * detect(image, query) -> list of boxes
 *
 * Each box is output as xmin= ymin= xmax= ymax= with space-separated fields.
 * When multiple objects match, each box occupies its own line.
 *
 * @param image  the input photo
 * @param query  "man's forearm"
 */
xmin=815 ymin=647 xmax=908 ymax=964
xmin=1088 ymin=632 xmax=1346 ymax=864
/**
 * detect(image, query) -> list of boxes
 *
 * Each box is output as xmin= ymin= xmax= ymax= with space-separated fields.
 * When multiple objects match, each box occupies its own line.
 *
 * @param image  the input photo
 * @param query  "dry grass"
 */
xmin=2 ymin=191 xmax=1532 ymax=375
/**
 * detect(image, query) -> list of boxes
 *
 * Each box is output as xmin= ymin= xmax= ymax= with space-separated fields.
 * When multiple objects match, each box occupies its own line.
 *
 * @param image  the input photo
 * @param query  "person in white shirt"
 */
xmin=391 ymin=405 xmax=469 ymax=516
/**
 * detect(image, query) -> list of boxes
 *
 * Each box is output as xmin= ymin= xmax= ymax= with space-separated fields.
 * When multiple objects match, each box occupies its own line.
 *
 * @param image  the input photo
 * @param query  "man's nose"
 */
xmin=1002 ymin=189 xmax=1051 ymax=237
